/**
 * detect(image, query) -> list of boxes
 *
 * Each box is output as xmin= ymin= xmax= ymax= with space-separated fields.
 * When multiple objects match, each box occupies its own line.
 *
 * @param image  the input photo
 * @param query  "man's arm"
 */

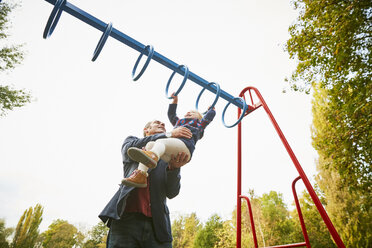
xmin=165 ymin=152 xmax=189 ymax=199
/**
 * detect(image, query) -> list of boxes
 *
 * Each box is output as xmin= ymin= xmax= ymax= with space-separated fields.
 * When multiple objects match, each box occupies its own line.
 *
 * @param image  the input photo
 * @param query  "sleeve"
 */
xmin=199 ymin=108 xmax=216 ymax=130
xmin=165 ymin=168 xmax=181 ymax=199
xmin=167 ymin=104 xmax=179 ymax=126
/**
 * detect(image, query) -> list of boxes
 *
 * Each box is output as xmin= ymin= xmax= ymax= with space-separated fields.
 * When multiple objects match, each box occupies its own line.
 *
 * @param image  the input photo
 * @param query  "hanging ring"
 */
xmin=222 ymin=97 xmax=248 ymax=128
xmin=43 ymin=0 xmax=67 ymax=39
xmin=132 ymin=45 xmax=154 ymax=81
xmin=165 ymin=65 xmax=189 ymax=99
xmin=92 ymin=22 xmax=113 ymax=62
xmin=195 ymin=82 xmax=221 ymax=111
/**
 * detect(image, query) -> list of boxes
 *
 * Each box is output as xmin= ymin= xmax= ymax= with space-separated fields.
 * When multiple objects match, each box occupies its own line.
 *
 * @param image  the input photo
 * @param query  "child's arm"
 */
xmin=199 ymin=106 xmax=216 ymax=130
xmin=168 ymin=93 xmax=179 ymax=126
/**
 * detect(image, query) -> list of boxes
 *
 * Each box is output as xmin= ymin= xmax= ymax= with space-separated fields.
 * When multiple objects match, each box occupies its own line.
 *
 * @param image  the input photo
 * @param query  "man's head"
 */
xmin=184 ymin=110 xmax=202 ymax=121
xmin=143 ymin=120 xmax=166 ymax=137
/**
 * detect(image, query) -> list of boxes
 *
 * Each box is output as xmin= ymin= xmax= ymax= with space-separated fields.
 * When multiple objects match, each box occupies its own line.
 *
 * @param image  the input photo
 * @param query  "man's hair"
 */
xmin=143 ymin=121 xmax=153 ymax=137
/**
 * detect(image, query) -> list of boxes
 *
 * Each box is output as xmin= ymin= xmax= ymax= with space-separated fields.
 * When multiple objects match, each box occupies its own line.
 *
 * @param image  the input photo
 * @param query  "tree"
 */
xmin=286 ymin=0 xmax=371 ymax=192
xmin=213 ymin=219 xmax=235 ymax=248
xmin=286 ymin=0 xmax=371 ymax=93
xmin=0 ymin=219 xmax=14 ymax=248
xmin=11 ymin=204 xmax=43 ymax=248
xmin=41 ymin=219 xmax=84 ymax=248
xmin=286 ymin=1 xmax=371 ymax=245
xmin=290 ymin=188 xmax=336 ymax=248
xmin=258 ymin=191 xmax=297 ymax=246
xmin=82 ymin=222 xmax=108 ymax=248
xmin=232 ymin=190 xmax=263 ymax=247
xmin=171 ymin=213 xmax=201 ymax=248
xmin=311 ymin=84 xmax=371 ymax=247
xmin=0 ymin=1 xmax=31 ymax=117
xmin=194 ymin=214 xmax=223 ymax=248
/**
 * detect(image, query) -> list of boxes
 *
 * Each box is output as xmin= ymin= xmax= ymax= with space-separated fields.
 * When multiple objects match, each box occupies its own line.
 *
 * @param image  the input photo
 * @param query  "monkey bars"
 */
xmin=43 ymin=0 xmax=249 ymax=128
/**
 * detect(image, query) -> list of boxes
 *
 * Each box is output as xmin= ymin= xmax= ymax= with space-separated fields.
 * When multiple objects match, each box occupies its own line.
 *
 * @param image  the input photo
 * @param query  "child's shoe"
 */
xmin=122 ymin=169 xmax=148 ymax=188
xmin=127 ymin=147 xmax=159 ymax=168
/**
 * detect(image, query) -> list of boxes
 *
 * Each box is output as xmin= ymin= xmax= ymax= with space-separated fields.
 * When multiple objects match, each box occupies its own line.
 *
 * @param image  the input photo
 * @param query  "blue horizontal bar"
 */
xmin=44 ymin=0 xmax=245 ymax=109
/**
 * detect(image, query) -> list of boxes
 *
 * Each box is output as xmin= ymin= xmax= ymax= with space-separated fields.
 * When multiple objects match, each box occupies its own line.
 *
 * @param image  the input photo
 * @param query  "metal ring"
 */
xmin=92 ymin=22 xmax=113 ymax=62
xmin=195 ymin=82 xmax=221 ymax=111
xmin=165 ymin=65 xmax=189 ymax=99
xmin=222 ymin=97 xmax=248 ymax=128
xmin=43 ymin=0 xmax=66 ymax=39
xmin=132 ymin=45 xmax=154 ymax=81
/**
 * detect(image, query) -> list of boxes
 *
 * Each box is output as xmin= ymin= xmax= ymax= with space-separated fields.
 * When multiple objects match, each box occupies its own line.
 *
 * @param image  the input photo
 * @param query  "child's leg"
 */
xmin=122 ymin=142 xmax=156 ymax=188
xmin=123 ymin=139 xmax=190 ymax=188
xmin=137 ymin=141 xmax=156 ymax=173
xmin=153 ymin=138 xmax=191 ymax=163
xmin=127 ymin=138 xmax=191 ymax=169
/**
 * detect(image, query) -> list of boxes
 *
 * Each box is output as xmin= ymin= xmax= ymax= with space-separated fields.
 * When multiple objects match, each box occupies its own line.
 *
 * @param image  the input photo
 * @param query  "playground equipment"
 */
xmin=42 ymin=1 xmax=346 ymax=247
xmin=43 ymin=0 xmax=247 ymax=128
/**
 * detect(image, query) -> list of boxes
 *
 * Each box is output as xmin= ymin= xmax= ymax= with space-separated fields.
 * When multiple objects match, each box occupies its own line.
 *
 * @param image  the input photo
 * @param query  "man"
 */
xmin=99 ymin=120 xmax=192 ymax=248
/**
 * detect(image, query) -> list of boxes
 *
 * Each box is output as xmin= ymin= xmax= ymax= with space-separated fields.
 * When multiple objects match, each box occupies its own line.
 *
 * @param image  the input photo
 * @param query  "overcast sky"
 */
xmin=0 ymin=0 xmax=318 ymax=232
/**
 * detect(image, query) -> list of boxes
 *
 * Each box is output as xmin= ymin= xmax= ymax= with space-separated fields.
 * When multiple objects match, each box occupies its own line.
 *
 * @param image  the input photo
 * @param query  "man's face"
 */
xmin=144 ymin=120 xmax=166 ymax=136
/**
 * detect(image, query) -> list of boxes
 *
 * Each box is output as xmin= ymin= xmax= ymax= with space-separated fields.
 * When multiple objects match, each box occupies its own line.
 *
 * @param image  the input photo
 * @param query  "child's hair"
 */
xmin=196 ymin=111 xmax=203 ymax=121
xmin=191 ymin=110 xmax=203 ymax=121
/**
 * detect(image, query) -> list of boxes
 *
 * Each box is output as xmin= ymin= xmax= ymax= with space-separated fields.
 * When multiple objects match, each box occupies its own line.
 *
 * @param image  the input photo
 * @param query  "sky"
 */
xmin=0 ymin=0 xmax=318 ymax=232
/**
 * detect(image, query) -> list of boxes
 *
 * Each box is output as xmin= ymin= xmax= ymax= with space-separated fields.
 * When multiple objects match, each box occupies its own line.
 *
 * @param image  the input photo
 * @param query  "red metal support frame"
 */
xmin=292 ymin=177 xmax=311 ymax=247
xmin=236 ymin=86 xmax=345 ymax=248
xmin=239 ymin=195 xmax=259 ymax=248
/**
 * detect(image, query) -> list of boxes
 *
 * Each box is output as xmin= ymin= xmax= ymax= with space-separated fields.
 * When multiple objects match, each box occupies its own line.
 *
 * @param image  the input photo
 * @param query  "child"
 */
xmin=122 ymin=93 xmax=216 ymax=187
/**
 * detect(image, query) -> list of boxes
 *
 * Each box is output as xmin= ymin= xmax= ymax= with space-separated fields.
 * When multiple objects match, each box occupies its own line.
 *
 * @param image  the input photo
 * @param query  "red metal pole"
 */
xmin=240 ymin=195 xmax=259 ymax=248
xmin=265 ymin=242 xmax=307 ymax=248
xmin=237 ymin=106 xmax=242 ymax=248
xmin=292 ymin=177 xmax=311 ymax=248
xmin=238 ymin=87 xmax=345 ymax=248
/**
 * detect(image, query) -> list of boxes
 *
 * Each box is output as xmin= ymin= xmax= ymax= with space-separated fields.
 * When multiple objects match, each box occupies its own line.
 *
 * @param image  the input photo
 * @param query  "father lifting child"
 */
xmin=122 ymin=92 xmax=216 ymax=187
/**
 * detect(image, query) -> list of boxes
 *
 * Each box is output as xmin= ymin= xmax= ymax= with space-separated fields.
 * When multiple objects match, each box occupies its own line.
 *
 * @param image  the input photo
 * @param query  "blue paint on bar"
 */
xmin=43 ymin=0 xmax=246 ymax=111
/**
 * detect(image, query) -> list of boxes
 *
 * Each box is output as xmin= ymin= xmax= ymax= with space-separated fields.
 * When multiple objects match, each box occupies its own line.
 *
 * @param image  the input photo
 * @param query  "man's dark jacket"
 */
xmin=99 ymin=133 xmax=181 ymax=243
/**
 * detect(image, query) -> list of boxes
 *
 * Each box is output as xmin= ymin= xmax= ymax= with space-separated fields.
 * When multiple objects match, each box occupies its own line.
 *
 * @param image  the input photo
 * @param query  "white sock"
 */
xmin=138 ymin=163 xmax=149 ymax=173
xmin=150 ymin=142 xmax=165 ymax=158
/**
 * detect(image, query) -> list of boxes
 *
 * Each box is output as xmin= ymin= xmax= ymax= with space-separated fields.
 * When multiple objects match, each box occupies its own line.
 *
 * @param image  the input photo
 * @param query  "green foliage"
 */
xmin=290 ymin=189 xmax=336 ymax=248
xmin=231 ymin=190 xmax=263 ymax=247
xmin=0 ymin=219 xmax=14 ymax=248
xmin=194 ymin=214 xmax=223 ymax=248
xmin=213 ymin=220 xmax=235 ymax=248
xmin=286 ymin=0 xmax=371 ymax=93
xmin=172 ymin=212 xmax=201 ymax=248
xmin=11 ymin=204 xmax=43 ymax=248
xmin=258 ymin=191 xmax=297 ymax=246
xmin=172 ymin=188 xmax=354 ymax=247
xmin=287 ymin=2 xmax=371 ymax=245
xmin=311 ymin=84 xmax=371 ymax=247
xmin=287 ymin=0 xmax=371 ymax=192
xmin=0 ymin=85 xmax=31 ymax=116
xmin=82 ymin=222 xmax=108 ymax=248
xmin=311 ymin=82 xmax=371 ymax=192
xmin=41 ymin=219 xmax=84 ymax=248
xmin=0 ymin=1 xmax=31 ymax=117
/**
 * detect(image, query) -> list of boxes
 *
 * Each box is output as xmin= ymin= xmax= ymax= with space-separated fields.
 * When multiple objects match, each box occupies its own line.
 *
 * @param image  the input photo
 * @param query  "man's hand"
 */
xmin=171 ymin=127 xmax=192 ymax=139
xmin=168 ymin=152 xmax=189 ymax=169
